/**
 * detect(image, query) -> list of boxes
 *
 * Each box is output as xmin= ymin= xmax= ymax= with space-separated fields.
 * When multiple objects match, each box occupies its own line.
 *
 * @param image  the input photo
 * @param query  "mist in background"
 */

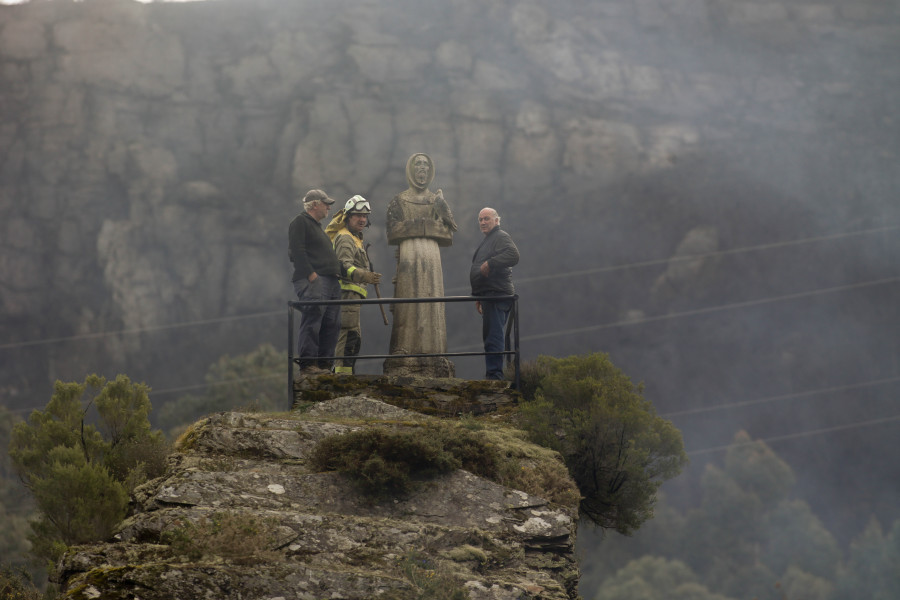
xmin=0 ymin=0 xmax=898 ymax=581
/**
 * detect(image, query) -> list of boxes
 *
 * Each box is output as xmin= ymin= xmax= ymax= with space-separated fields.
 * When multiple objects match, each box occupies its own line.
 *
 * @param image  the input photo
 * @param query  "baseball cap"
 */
xmin=302 ymin=189 xmax=335 ymax=205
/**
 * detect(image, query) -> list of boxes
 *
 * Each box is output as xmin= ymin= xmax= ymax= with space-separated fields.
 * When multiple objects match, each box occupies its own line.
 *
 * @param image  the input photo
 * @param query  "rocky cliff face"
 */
xmin=55 ymin=395 xmax=580 ymax=599
xmin=1 ymin=0 xmax=896 ymax=399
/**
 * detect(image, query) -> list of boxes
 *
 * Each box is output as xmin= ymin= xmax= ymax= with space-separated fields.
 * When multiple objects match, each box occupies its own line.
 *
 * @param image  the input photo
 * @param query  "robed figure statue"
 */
xmin=383 ymin=153 xmax=458 ymax=377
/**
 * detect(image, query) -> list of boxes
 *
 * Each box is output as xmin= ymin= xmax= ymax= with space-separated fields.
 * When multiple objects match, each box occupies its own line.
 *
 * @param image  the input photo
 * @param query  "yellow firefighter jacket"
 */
xmin=326 ymin=211 xmax=371 ymax=298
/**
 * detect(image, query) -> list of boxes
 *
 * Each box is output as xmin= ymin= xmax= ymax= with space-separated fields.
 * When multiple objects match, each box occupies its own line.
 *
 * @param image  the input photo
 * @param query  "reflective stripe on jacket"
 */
xmin=332 ymin=225 xmax=371 ymax=298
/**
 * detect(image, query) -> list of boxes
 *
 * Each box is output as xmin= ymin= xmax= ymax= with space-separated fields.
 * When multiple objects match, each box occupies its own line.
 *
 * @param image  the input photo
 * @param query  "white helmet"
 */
xmin=344 ymin=195 xmax=371 ymax=215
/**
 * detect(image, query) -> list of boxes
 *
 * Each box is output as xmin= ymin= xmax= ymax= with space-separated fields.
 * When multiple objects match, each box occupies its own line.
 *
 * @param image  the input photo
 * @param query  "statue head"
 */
xmin=405 ymin=153 xmax=434 ymax=192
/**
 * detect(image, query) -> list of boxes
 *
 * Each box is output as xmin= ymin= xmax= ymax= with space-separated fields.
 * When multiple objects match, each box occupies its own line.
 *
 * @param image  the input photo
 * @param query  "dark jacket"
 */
xmin=289 ymin=212 xmax=341 ymax=282
xmin=470 ymin=226 xmax=519 ymax=296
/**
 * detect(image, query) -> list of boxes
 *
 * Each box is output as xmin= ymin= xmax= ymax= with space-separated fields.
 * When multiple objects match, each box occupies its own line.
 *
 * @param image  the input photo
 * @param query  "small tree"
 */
xmin=834 ymin=518 xmax=900 ymax=600
xmin=0 ymin=564 xmax=43 ymax=600
xmin=9 ymin=375 xmax=169 ymax=564
xmin=517 ymin=353 xmax=687 ymax=534
xmin=594 ymin=556 xmax=735 ymax=600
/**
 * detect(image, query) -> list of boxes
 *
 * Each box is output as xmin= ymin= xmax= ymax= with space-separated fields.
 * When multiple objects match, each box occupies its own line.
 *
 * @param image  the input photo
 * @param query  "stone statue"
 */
xmin=383 ymin=153 xmax=458 ymax=377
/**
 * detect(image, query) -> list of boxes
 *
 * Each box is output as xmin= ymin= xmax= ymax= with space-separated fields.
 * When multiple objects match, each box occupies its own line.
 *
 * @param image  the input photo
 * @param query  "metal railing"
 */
xmin=287 ymin=294 xmax=519 ymax=406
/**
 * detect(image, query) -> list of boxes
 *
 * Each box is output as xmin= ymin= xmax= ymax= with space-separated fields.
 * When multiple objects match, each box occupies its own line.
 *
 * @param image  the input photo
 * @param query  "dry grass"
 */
xmin=162 ymin=511 xmax=281 ymax=564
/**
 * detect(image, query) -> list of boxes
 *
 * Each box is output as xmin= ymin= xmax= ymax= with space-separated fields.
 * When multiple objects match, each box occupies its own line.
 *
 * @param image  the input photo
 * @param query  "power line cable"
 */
xmin=661 ymin=376 xmax=900 ymax=419
xmin=10 ymin=368 xmax=897 ymax=420
xmin=9 ymin=271 xmax=893 ymax=353
xmin=517 ymin=276 xmax=900 ymax=343
xmin=1 ymin=226 xmax=895 ymax=351
xmin=149 ymin=373 xmax=282 ymax=397
xmin=0 ymin=310 xmax=283 ymax=351
xmin=9 ymin=384 xmax=897 ymax=457
xmin=447 ymin=224 xmax=899 ymax=292
xmin=4 ymin=373 xmax=285 ymax=415
xmin=3 ymin=275 xmax=896 ymax=413
xmin=686 ymin=413 xmax=900 ymax=456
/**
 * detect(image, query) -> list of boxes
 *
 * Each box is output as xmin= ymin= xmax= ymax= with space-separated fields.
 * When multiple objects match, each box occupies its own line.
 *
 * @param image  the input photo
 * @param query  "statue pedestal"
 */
xmin=293 ymin=373 xmax=513 ymax=415
xmin=383 ymin=356 xmax=454 ymax=378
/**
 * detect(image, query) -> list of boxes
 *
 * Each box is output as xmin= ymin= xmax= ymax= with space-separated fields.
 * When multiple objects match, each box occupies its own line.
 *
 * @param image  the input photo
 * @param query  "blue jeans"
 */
xmin=481 ymin=298 xmax=512 ymax=380
xmin=293 ymin=275 xmax=341 ymax=369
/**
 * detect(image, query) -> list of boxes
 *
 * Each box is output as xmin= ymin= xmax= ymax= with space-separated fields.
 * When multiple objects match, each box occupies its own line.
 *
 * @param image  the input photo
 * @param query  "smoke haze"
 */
xmin=0 ymin=0 xmax=898 ymax=577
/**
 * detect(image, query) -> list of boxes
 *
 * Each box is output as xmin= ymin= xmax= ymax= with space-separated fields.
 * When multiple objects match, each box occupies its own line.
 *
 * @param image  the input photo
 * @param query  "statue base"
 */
xmin=292 ymin=373 xmax=514 ymax=415
xmin=382 ymin=356 xmax=455 ymax=378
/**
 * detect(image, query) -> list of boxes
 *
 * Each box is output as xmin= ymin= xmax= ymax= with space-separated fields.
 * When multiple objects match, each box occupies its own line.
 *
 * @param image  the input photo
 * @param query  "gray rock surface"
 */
xmin=55 ymin=398 xmax=580 ymax=599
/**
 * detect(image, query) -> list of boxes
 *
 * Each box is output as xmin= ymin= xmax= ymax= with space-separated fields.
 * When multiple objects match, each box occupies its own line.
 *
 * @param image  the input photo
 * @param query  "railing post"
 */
xmin=287 ymin=303 xmax=295 ymax=410
xmin=513 ymin=295 xmax=520 ymax=392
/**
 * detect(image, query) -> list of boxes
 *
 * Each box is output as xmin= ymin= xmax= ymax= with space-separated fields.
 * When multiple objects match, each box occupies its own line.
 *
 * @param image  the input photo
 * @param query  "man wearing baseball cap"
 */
xmin=289 ymin=189 xmax=342 ymax=375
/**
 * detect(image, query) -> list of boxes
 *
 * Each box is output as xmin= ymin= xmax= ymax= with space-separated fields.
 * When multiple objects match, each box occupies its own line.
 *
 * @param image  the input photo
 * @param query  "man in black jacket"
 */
xmin=289 ymin=189 xmax=342 ymax=375
xmin=470 ymin=207 xmax=520 ymax=380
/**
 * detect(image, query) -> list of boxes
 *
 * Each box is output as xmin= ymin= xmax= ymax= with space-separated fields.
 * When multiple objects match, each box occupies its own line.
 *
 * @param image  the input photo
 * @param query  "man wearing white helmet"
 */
xmin=326 ymin=195 xmax=383 ymax=374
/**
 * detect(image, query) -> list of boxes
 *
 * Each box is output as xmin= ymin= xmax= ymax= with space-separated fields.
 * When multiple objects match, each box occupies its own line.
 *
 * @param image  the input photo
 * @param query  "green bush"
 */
xmin=28 ymin=447 xmax=129 ymax=545
xmin=0 ymin=564 xmax=43 ymax=600
xmin=8 ymin=375 xmax=170 ymax=564
xmin=517 ymin=353 xmax=687 ymax=534
xmin=310 ymin=425 xmax=500 ymax=498
xmin=511 ymin=358 xmax=552 ymax=402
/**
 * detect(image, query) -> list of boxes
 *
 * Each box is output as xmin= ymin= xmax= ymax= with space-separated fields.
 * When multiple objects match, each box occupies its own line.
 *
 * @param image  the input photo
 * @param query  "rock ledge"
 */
xmin=55 ymin=396 xmax=580 ymax=600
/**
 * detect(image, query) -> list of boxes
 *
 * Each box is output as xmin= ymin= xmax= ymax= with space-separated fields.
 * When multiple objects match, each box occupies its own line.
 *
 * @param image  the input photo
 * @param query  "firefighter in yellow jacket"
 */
xmin=325 ymin=195 xmax=383 ymax=374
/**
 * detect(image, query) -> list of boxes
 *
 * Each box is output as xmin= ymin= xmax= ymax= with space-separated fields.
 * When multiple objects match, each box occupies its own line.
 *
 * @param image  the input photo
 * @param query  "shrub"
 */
xmin=502 ymin=459 xmax=582 ymax=508
xmin=27 ymin=447 xmax=128 ymax=545
xmin=511 ymin=358 xmax=551 ymax=402
xmin=517 ymin=353 xmax=687 ymax=534
xmin=310 ymin=424 xmax=501 ymax=498
xmin=0 ymin=565 xmax=43 ymax=600
xmin=8 ymin=375 xmax=170 ymax=563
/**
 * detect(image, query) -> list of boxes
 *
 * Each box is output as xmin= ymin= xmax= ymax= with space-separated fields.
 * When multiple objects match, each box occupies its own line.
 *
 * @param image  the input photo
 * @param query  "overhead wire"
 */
xmin=661 ymin=376 xmax=900 ymax=419
xmin=16 ymin=273 xmax=900 ymax=410
xmin=2 ymin=223 xmax=897 ymax=432
xmin=686 ymin=413 xmax=900 ymax=456
xmin=149 ymin=373 xmax=283 ymax=397
xmin=0 ymin=310 xmax=283 ymax=351
xmin=447 ymin=223 xmax=899 ymax=292
xmin=517 ymin=276 xmax=900 ymax=342
xmin=8 ymin=387 xmax=898 ymax=455
xmin=1 ymin=224 xmax=895 ymax=351
xmin=3 ymin=373 xmax=285 ymax=415
xmin=8 ymin=369 xmax=898 ymax=418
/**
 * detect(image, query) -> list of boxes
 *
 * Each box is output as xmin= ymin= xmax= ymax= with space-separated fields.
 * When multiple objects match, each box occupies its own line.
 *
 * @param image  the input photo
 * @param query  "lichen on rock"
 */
xmin=56 ymin=395 xmax=580 ymax=599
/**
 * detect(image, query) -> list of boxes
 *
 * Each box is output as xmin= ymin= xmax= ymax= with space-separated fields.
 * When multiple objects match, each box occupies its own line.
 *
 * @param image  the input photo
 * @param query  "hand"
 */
xmin=475 ymin=300 xmax=482 ymax=315
xmin=480 ymin=261 xmax=490 ymax=277
xmin=360 ymin=271 xmax=382 ymax=284
xmin=307 ymin=272 xmax=319 ymax=282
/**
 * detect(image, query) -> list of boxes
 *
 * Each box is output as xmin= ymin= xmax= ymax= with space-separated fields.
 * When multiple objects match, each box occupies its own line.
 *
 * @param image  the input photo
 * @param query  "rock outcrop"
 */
xmin=55 ymin=395 xmax=580 ymax=599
